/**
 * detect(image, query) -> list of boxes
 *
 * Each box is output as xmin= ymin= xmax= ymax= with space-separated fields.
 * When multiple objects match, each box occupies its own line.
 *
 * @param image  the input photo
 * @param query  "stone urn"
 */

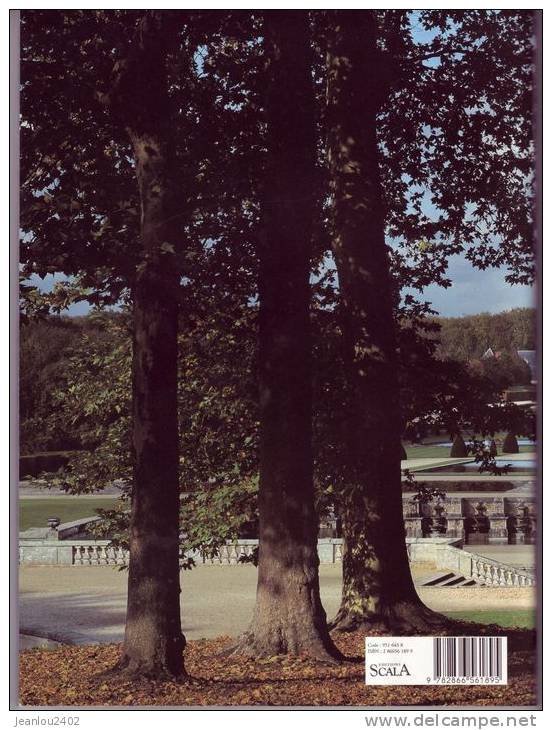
xmin=428 ymin=502 xmax=448 ymax=537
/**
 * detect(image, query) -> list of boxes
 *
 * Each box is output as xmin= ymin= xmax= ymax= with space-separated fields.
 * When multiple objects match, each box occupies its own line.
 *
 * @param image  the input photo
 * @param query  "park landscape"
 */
xmin=17 ymin=10 xmax=539 ymax=708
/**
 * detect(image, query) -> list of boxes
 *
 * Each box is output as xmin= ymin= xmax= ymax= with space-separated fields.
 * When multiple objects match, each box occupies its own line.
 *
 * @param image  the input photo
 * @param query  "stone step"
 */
xmin=440 ymin=575 xmax=468 ymax=587
xmin=450 ymin=577 xmax=478 ymax=587
xmin=421 ymin=571 xmax=456 ymax=586
xmin=420 ymin=571 xmax=480 ymax=587
xmin=439 ymin=575 xmax=479 ymax=587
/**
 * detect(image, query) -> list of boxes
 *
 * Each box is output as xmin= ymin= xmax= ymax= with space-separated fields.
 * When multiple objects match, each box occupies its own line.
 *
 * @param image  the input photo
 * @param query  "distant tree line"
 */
xmin=433 ymin=308 xmax=536 ymax=362
xmin=19 ymin=314 xmax=118 ymax=453
xmin=20 ymin=306 xmax=536 ymax=457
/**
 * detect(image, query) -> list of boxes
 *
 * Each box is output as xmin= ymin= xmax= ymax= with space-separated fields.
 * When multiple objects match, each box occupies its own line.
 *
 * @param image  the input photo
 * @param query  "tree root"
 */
xmin=330 ymin=601 xmax=451 ymax=635
xmin=101 ymin=652 xmax=188 ymax=682
xmin=220 ymin=629 xmax=344 ymax=664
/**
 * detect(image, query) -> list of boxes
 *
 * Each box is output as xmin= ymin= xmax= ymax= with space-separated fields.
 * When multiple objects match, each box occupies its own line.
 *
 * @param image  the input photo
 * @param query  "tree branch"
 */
xmin=401 ymin=46 xmax=475 ymax=63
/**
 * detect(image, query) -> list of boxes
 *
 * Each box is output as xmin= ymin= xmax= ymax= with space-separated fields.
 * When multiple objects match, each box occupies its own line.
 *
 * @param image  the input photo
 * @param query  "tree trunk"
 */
xmin=326 ymin=11 xmax=444 ymax=632
xmin=233 ymin=11 xmax=340 ymax=661
xmin=106 ymin=12 xmax=185 ymax=677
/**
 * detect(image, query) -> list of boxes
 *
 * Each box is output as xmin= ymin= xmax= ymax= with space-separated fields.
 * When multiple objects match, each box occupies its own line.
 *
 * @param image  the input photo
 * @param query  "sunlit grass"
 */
xmin=19 ymin=497 xmax=118 ymax=532
xmin=443 ymin=609 xmax=536 ymax=629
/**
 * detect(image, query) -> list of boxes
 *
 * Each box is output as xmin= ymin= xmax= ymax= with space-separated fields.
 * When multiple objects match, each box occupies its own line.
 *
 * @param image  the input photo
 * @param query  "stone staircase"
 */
xmin=420 ymin=571 xmax=478 ymax=588
xmin=408 ymin=539 xmax=536 ymax=588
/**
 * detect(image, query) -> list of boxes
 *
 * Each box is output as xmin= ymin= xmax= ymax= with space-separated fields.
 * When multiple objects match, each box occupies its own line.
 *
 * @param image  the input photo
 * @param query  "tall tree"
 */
xmin=19 ymin=9 xmax=265 ymax=670
xmin=325 ymin=11 xmax=440 ymax=631
xmin=324 ymin=9 xmax=536 ymax=631
xmin=233 ymin=11 xmax=339 ymax=660
xmin=101 ymin=11 xmax=185 ymax=676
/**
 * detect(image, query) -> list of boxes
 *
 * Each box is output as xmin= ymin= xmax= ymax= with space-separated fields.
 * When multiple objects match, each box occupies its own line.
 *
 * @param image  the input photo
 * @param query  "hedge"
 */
xmin=502 ymin=433 xmax=519 ymax=454
xmin=19 ymin=451 xmax=72 ymax=478
xmin=450 ymin=434 xmax=468 ymax=458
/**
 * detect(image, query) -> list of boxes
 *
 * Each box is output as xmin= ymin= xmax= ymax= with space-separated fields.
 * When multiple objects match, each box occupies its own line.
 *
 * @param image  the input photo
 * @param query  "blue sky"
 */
xmin=31 ymin=258 xmax=535 ymax=319
xmin=409 ymin=255 xmax=535 ymax=317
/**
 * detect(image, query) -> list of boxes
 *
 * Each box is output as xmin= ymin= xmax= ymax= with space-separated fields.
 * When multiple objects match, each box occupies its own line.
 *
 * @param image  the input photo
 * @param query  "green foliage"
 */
xmin=450 ymin=434 xmax=468 ymax=457
xmin=46 ymin=301 xmax=529 ymax=548
xmin=480 ymin=351 xmax=532 ymax=391
xmin=435 ymin=309 xmax=536 ymax=362
xmin=384 ymin=304 xmax=535 ymax=444
xmin=41 ymin=300 xmax=260 ymax=556
xmin=180 ymin=478 xmax=258 ymax=557
xmin=503 ymin=432 xmax=520 ymax=454
xmin=404 ymin=469 xmax=446 ymax=507
xmin=19 ymin=313 xmax=126 ymax=454
xmin=411 ymin=484 xmax=446 ymax=508
xmin=91 ymin=480 xmax=260 ymax=568
xmin=43 ymin=314 xmax=133 ymax=494
xmin=25 ymin=301 xmax=535 ymax=551
xmin=20 ymin=11 xmax=535 ymax=317
xmin=466 ymin=438 xmax=511 ymax=476
xmin=18 ymin=10 xmax=537 ymax=568
xmin=377 ymin=11 xmax=535 ymax=288
xmin=20 ymin=318 xmax=80 ymax=453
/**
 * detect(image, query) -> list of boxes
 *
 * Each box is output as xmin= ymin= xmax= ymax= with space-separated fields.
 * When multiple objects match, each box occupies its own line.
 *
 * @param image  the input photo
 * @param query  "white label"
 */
xmin=365 ymin=637 xmax=507 ymax=685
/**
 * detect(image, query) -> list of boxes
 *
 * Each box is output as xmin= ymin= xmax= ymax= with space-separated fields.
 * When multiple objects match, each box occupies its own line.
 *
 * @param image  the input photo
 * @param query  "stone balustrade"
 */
xmin=406 ymin=537 xmax=535 ymax=587
xmin=469 ymin=553 xmax=535 ymax=587
xmin=19 ymin=539 xmax=124 ymax=566
xmin=72 ymin=543 xmax=128 ymax=566
xmin=18 ymin=535 xmax=536 ymax=587
xmin=191 ymin=540 xmax=257 ymax=565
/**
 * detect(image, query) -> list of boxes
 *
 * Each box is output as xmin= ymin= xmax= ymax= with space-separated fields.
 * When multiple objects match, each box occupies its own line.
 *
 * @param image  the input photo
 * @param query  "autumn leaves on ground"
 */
xmin=20 ymin=624 xmax=536 ymax=707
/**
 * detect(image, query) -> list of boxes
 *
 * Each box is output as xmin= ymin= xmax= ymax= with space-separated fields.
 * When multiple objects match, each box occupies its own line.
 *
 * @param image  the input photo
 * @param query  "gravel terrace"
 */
xmin=19 ymin=563 xmax=536 ymax=646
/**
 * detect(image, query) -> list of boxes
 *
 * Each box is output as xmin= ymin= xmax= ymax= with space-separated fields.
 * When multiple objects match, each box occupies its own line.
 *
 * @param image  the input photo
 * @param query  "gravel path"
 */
xmin=18 ymin=564 xmax=536 ymax=646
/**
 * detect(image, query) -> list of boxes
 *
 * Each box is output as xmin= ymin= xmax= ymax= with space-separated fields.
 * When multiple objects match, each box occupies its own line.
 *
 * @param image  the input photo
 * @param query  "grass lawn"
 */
xmin=443 ymin=609 xmax=536 ymax=629
xmin=405 ymin=445 xmax=456 ymax=459
xmin=19 ymin=497 xmax=118 ymax=532
xmin=405 ymin=444 xmax=534 ymax=460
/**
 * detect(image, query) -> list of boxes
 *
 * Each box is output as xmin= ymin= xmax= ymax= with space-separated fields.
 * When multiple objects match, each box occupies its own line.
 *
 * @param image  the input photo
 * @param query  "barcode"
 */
xmin=365 ymin=636 xmax=507 ymax=685
xmin=433 ymin=637 xmax=506 ymax=679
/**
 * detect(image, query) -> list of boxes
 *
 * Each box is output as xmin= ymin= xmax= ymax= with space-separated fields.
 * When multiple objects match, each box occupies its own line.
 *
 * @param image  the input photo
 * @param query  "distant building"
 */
xmin=517 ymin=350 xmax=537 ymax=383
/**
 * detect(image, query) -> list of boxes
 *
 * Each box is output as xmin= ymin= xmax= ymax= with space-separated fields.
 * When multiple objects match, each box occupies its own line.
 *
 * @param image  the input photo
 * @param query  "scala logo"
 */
xmin=369 ymin=664 xmax=411 ymax=677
